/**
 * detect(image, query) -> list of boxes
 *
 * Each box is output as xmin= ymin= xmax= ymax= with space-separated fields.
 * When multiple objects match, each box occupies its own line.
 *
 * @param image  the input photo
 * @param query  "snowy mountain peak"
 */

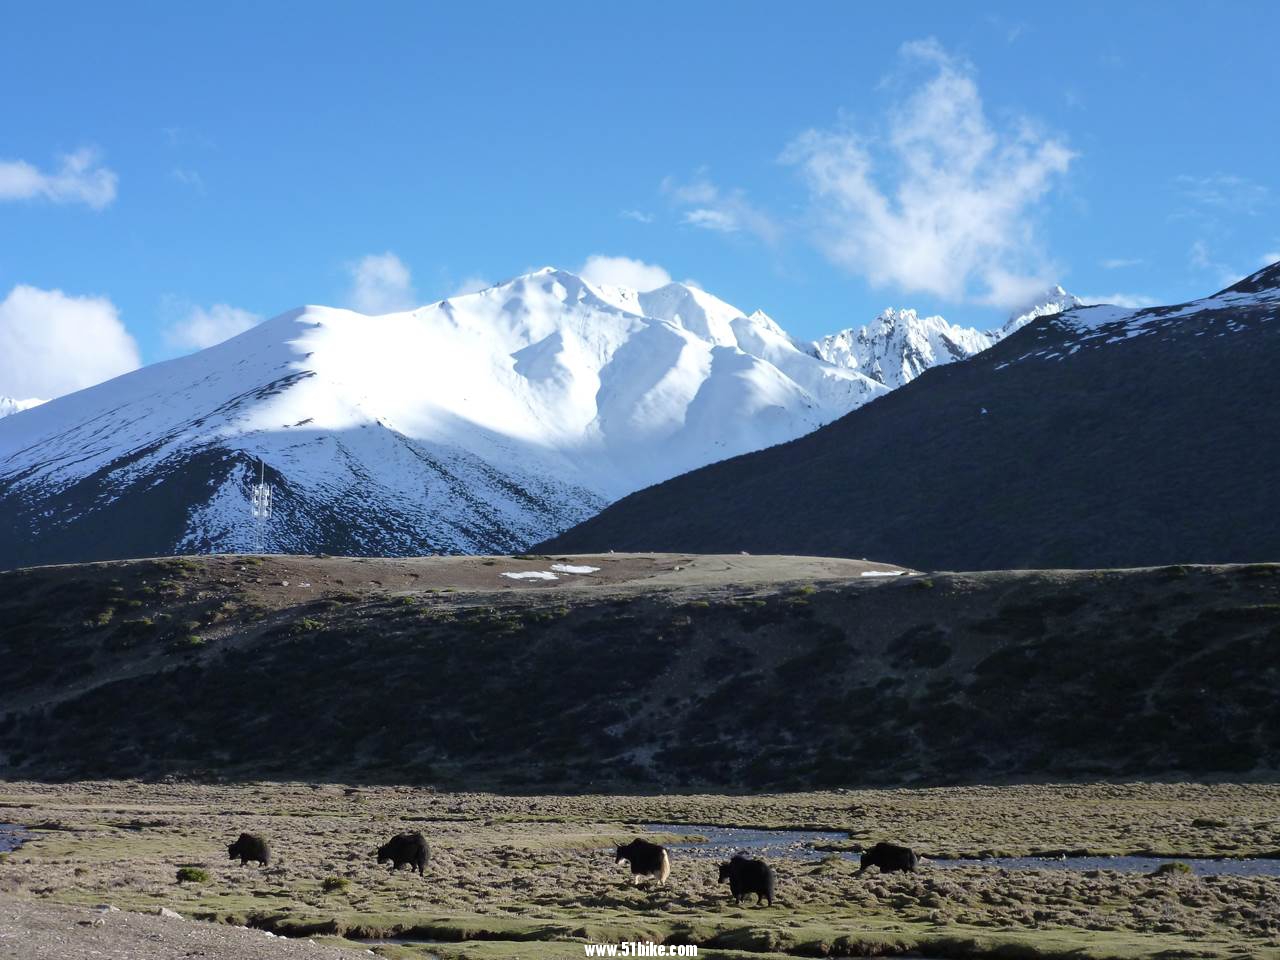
xmin=1000 ymin=285 xmax=1085 ymax=335
xmin=811 ymin=284 xmax=1084 ymax=390
xmin=812 ymin=307 xmax=994 ymax=390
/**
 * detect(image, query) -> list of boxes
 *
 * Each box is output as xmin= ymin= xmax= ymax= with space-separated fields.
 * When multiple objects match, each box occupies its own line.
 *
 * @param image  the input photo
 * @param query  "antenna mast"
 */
xmin=250 ymin=458 xmax=273 ymax=554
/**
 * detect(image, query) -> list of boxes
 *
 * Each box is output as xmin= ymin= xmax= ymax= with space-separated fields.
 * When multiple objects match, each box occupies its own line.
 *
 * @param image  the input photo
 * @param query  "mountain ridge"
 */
xmin=0 ymin=269 xmax=883 ymax=567
xmin=811 ymin=284 xmax=1084 ymax=389
xmin=0 ymin=266 xmax=1093 ymax=568
xmin=542 ymin=263 xmax=1280 ymax=569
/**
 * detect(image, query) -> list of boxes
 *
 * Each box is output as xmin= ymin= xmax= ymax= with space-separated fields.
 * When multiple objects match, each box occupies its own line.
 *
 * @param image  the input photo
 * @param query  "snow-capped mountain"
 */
xmin=0 ymin=268 xmax=887 ymax=566
xmin=811 ymin=308 xmax=994 ymax=390
xmin=0 ymin=397 xmax=46 ymax=419
xmin=811 ymin=286 xmax=1083 ymax=388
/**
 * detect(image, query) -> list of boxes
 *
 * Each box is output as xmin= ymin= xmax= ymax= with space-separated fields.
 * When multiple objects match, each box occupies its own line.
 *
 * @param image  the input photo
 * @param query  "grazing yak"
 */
xmin=376 ymin=831 xmax=430 ymax=875
xmin=227 ymin=833 xmax=271 ymax=867
xmin=615 ymin=838 xmax=670 ymax=886
xmin=718 ymin=854 xmax=774 ymax=906
xmin=857 ymin=841 xmax=919 ymax=875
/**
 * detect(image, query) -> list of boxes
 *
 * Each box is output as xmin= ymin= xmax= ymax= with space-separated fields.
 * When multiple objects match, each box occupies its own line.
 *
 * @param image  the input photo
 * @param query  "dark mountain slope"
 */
xmin=542 ymin=265 xmax=1280 ymax=570
xmin=2 ymin=555 xmax=1278 ymax=786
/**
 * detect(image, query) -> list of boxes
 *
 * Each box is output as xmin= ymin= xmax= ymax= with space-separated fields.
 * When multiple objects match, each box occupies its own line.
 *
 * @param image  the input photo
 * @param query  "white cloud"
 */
xmin=682 ymin=208 xmax=739 ymax=232
xmin=579 ymin=255 xmax=672 ymax=291
xmin=0 ymin=285 xmax=140 ymax=398
xmin=450 ymin=275 xmax=493 ymax=297
xmin=347 ymin=252 xmax=416 ymax=314
xmin=0 ymin=148 xmax=118 ymax=210
xmin=782 ymin=39 xmax=1073 ymax=307
xmin=620 ymin=209 xmax=654 ymax=224
xmin=1100 ymin=257 xmax=1142 ymax=270
xmin=662 ymin=174 xmax=779 ymax=244
xmin=163 ymin=301 xmax=261 ymax=351
xmin=1262 ymin=251 xmax=1280 ymax=267
xmin=1079 ymin=293 xmax=1160 ymax=309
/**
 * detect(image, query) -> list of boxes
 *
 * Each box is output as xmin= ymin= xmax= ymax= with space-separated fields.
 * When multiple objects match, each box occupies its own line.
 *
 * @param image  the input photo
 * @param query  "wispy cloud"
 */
xmin=1190 ymin=240 xmax=1243 ymax=290
xmin=162 ymin=126 xmax=215 ymax=150
xmin=0 ymin=284 xmax=140 ymax=398
xmin=662 ymin=173 xmax=779 ymax=244
xmin=162 ymin=299 xmax=261 ymax=352
xmin=579 ymin=255 xmax=672 ymax=291
xmin=1175 ymin=174 xmax=1270 ymax=216
xmin=984 ymin=13 xmax=1028 ymax=44
xmin=783 ymin=39 xmax=1074 ymax=308
xmin=1100 ymin=257 xmax=1142 ymax=270
xmin=346 ymin=252 xmax=417 ymax=314
xmin=170 ymin=167 xmax=205 ymax=194
xmin=620 ymin=209 xmax=654 ymax=224
xmin=1262 ymin=251 xmax=1280 ymax=268
xmin=450 ymin=275 xmax=493 ymax=297
xmin=0 ymin=148 xmax=118 ymax=210
xmin=1080 ymin=292 xmax=1159 ymax=310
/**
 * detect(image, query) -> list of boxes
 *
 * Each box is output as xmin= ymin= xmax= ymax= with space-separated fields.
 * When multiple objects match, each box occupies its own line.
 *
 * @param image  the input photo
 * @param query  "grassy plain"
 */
xmin=2 ymin=780 xmax=1278 ymax=958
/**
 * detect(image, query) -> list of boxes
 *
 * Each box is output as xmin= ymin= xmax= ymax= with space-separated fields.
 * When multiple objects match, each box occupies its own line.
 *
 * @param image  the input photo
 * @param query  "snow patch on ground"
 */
xmin=550 ymin=563 xmax=600 ymax=574
xmin=501 ymin=570 xmax=559 ymax=581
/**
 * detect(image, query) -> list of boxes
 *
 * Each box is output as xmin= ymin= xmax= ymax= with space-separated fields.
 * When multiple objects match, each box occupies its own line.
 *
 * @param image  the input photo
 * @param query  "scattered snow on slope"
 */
xmin=996 ymin=266 xmax=1279 ymax=368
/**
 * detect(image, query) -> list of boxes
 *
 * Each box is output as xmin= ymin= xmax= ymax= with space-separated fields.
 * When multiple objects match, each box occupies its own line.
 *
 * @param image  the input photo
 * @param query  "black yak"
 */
xmin=227 ymin=833 xmax=271 ymax=866
xmin=718 ymin=854 xmax=774 ymax=906
xmin=858 ymin=841 xmax=919 ymax=875
xmin=615 ymin=838 xmax=670 ymax=885
xmin=376 ymin=831 xmax=430 ymax=875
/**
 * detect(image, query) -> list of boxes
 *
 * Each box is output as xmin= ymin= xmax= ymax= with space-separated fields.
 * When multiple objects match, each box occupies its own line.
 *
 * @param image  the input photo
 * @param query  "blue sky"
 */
xmin=2 ymin=1 xmax=1278 ymax=398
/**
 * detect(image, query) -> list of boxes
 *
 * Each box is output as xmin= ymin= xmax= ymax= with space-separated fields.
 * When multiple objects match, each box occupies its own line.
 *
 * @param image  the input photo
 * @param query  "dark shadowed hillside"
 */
xmin=541 ymin=264 xmax=1280 ymax=571
xmin=2 ymin=554 xmax=1278 ymax=787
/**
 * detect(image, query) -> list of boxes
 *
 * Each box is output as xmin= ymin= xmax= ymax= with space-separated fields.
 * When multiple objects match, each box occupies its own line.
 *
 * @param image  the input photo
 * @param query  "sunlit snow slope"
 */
xmin=0 ymin=268 xmax=887 ymax=565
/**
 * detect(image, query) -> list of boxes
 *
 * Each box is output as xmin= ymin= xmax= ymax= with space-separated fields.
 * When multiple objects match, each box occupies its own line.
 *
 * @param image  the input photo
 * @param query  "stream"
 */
xmin=646 ymin=823 xmax=1280 ymax=876
xmin=0 ymin=823 xmax=28 ymax=854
